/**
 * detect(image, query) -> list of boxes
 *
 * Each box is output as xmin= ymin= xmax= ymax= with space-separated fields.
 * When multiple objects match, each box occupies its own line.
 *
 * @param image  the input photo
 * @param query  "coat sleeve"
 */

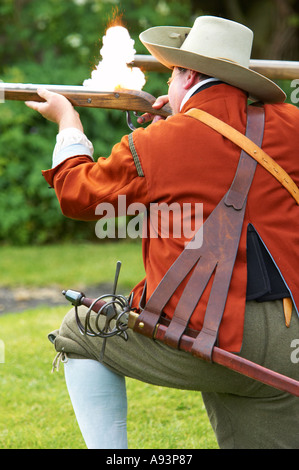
xmin=42 ymin=133 xmax=149 ymax=221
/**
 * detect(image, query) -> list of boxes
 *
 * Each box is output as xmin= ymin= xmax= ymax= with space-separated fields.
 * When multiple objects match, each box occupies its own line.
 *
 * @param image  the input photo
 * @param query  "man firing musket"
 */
xmin=23 ymin=16 xmax=299 ymax=449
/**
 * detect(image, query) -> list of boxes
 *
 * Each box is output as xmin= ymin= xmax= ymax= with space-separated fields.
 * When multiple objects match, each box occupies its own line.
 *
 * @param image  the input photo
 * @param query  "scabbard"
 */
xmin=152 ymin=321 xmax=299 ymax=397
xmin=75 ymin=294 xmax=299 ymax=396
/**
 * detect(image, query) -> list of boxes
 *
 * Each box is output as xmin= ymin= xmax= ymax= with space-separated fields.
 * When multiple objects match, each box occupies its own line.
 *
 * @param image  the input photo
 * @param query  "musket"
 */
xmin=0 ymin=82 xmax=172 ymax=125
xmin=2 ymin=56 xmax=298 ymax=117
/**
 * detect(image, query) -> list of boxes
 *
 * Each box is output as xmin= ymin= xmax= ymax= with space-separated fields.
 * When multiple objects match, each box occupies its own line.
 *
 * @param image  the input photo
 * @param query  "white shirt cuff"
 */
xmin=52 ymin=128 xmax=94 ymax=168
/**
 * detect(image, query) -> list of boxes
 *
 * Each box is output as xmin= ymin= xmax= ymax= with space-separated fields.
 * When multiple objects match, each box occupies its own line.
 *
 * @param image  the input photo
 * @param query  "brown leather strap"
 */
xmin=185 ymin=108 xmax=299 ymax=205
xmin=133 ymin=106 xmax=265 ymax=361
xmin=169 ymin=106 xmax=264 ymax=359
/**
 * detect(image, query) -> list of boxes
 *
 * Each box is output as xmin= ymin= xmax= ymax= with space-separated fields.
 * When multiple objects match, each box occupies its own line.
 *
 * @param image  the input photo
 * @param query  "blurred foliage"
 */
xmin=0 ymin=0 xmax=298 ymax=244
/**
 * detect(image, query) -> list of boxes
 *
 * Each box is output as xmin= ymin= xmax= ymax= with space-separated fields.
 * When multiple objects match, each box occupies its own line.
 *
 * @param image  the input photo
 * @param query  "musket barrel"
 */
xmin=131 ymin=55 xmax=299 ymax=80
xmin=249 ymin=59 xmax=299 ymax=80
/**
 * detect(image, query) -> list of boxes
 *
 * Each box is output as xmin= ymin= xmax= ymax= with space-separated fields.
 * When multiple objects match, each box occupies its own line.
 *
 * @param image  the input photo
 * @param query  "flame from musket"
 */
xmin=83 ymin=25 xmax=146 ymax=92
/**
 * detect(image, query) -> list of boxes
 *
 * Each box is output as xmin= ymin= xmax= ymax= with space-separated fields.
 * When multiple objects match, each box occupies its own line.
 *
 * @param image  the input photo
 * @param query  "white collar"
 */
xmin=180 ymin=77 xmax=221 ymax=111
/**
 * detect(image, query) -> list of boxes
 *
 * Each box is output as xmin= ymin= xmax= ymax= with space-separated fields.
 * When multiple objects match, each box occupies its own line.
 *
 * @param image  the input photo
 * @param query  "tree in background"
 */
xmin=190 ymin=0 xmax=299 ymax=59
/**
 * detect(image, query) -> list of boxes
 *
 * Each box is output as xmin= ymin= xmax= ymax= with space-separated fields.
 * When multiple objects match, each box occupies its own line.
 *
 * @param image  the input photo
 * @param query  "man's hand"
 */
xmin=25 ymin=88 xmax=84 ymax=132
xmin=137 ymin=95 xmax=171 ymax=125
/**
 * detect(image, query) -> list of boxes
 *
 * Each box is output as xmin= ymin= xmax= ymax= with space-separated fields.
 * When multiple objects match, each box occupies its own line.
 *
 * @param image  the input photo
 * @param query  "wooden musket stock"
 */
xmin=0 ymin=83 xmax=172 ymax=118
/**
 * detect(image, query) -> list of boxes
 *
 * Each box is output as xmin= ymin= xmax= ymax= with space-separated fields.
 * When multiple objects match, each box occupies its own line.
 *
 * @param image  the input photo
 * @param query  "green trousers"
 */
xmin=49 ymin=299 xmax=299 ymax=449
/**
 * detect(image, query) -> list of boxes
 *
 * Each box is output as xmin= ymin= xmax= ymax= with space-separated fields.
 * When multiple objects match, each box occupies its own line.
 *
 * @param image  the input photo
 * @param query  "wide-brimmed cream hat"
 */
xmin=140 ymin=16 xmax=285 ymax=103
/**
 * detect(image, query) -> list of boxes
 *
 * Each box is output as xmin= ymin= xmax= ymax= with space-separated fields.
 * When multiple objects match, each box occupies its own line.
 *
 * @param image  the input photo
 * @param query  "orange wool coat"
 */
xmin=42 ymin=84 xmax=299 ymax=352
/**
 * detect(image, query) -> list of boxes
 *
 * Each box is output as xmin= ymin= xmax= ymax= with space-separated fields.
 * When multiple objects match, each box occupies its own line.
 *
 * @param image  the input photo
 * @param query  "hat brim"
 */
xmin=140 ymin=26 xmax=286 ymax=103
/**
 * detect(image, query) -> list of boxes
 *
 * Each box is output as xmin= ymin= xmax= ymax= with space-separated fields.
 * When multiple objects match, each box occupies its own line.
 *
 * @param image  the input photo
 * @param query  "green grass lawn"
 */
xmin=0 ymin=241 xmax=145 ymax=289
xmin=0 ymin=241 xmax=218 ymax=449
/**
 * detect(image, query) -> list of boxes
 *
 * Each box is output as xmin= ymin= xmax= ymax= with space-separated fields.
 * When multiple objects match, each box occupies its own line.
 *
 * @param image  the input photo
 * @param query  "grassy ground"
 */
xmin=0 ymin=242 xmax=218 ymax=449
xmin=0 ymin=241 xmax=146 ymax=289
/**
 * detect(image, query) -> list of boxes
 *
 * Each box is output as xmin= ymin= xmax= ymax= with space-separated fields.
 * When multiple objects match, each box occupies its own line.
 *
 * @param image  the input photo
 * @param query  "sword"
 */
xmin=62 ymin=286 xmax=299 ymax=397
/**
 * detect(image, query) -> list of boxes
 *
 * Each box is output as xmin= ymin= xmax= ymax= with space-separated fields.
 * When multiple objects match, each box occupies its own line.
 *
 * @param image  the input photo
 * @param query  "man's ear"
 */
xmin=183 ymin=70 xmax=199 ymax=90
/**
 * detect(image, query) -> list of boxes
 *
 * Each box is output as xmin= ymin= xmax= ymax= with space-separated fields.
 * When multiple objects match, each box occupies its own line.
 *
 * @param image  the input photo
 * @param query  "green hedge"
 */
xmin=0 ymin=0 xmax=297 ymax=244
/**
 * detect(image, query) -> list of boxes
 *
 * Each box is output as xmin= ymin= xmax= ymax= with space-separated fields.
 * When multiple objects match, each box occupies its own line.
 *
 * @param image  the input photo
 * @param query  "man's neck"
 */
xmin=180 ymin=78 xmax=222 ymax=111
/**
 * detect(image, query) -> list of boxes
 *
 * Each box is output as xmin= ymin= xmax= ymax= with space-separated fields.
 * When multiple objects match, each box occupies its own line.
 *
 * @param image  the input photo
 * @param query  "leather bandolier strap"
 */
xmin=133 ymin=105 xmax=265 ymax=361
